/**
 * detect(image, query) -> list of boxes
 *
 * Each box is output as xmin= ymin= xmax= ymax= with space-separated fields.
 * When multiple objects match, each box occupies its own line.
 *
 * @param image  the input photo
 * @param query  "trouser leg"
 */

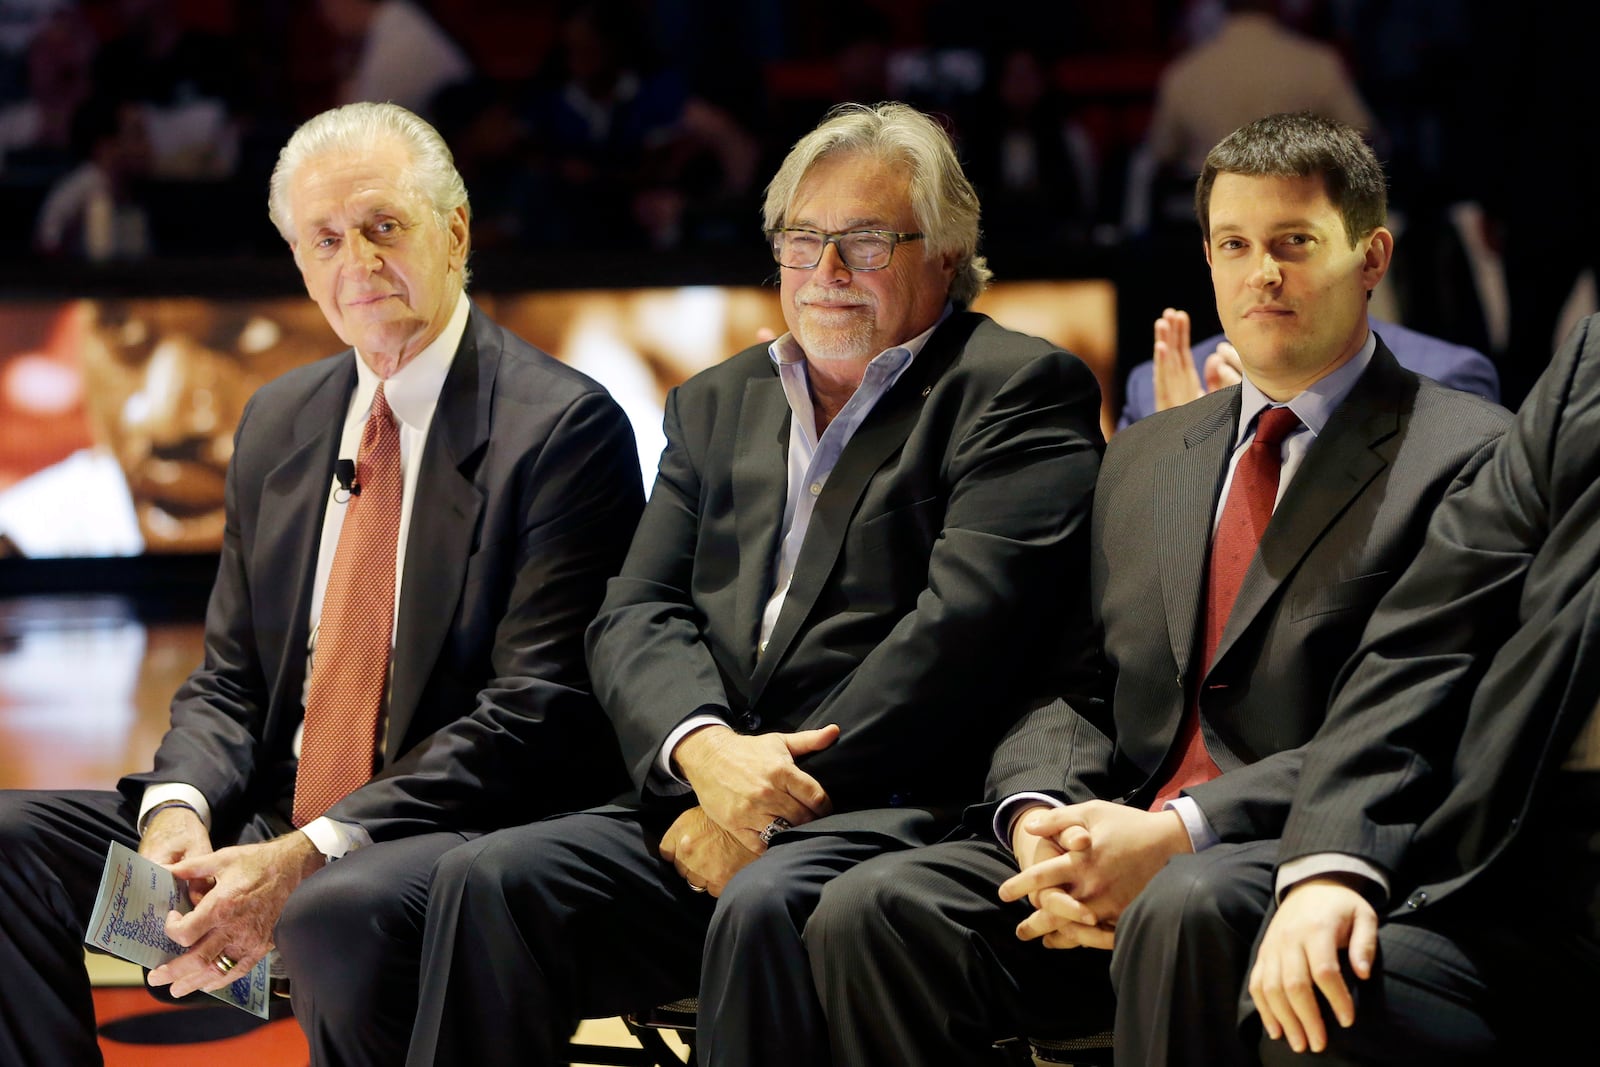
xmin=0 ymin=789 xmax=142 ymax=1067
xmin=807 ymin=836 xmax=1112 ymax=1067
xmin=277 ymin=831 xmax=472 ymax=1067
xmin=699 ymin=832 xmax=898 ymax=1067
xmin=406 ymin=809 xmax=713 ymax=1067
xmin=1110 ymin=838 xmax=1276 ymax=1067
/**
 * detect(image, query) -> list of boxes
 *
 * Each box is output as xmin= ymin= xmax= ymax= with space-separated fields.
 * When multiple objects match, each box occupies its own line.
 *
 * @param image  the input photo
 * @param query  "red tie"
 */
xmin=292 ymin=384 xmax=403 ymax=827
xmin=1153 ymin=406 xmax=1301 ymax=809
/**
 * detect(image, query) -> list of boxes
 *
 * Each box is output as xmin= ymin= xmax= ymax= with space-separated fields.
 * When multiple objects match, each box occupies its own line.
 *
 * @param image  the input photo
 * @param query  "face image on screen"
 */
xmin=0 ymin=297 xmax=338 ymax=557
xmin=0 ymin=281 xmax=1113 ymax=559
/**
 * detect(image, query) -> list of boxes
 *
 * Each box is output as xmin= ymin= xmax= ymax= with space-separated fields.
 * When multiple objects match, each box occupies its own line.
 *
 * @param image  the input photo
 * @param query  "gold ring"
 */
xmin=687 ymin=882 xmax=708 ymax=893
xmin=213 ymin=953 xmax=237 ymax=975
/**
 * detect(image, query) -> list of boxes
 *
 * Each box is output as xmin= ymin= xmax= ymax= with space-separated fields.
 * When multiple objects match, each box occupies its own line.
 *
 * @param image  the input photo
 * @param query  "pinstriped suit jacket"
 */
xmin=1278 ymin=314 xmax=1600 ymax=915
xmin=982 ymin=341 xmax=1509 ymax=844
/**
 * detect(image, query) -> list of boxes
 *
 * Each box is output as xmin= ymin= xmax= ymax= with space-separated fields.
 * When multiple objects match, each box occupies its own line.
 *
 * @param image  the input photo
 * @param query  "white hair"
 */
xmin=763 ymin=101 xmax=991 ymax=307
xmin=267 ymin=101 xmax=470 ymax=244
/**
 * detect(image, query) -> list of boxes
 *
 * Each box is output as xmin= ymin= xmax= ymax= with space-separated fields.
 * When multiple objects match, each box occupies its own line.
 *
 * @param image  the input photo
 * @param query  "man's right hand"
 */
xmin=672 ymin=723 xmax=839 ymax=850
xmin=1153 ymin=307 xmax=1204 ymax=412
xmin=1249 ymin=878 xmax=1379 ymax=1054
xmin=1006 ymin=803 xmax=1108 ymax=949
xmin=138 ymin=805 xmax=214 ymax=905
xmin=1153 ymin=307 xmax=1245 ymax=413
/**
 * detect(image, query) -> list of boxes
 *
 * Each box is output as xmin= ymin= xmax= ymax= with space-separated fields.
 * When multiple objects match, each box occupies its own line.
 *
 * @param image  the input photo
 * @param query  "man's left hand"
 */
xmin=147 ymin=832 xmax=325 ymax=997
xmin=999 ymin=800 xmax=1191 ymax=931
xmin=658 ymin=805 xmax=762 ymax=897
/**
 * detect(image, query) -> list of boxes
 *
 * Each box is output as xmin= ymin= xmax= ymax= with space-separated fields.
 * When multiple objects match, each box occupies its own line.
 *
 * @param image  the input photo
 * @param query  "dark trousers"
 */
xmin=277 ymin=831 xmax=472 ymax=1067
xmin=0 ymin=789 xmax=274 ymax=1067
xmin=805 ymin=836 xmax=1114 ymax=1067
xmin=1110 ymin=838 xmax=1277 ymax=1067
xmin=0 ymin=787 xmax=467 ymax=1067
xmin=405 ymin=808 xmax=901 ymax=1067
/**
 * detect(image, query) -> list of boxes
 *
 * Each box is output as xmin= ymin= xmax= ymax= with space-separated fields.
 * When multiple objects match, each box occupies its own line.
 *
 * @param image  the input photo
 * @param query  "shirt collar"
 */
xmin=1235 ymin=327 xmax=1376 ymax=446
xmin=351 ymin=290 xmax=470 ymax=429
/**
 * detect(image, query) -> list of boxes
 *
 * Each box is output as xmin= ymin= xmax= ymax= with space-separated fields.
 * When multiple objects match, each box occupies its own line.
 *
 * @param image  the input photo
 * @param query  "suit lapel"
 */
xmin=1156 ymin=396 xmax=1237 ymax=680
xmin=258 ymin=357 xmax=356 ymax=737
xmin=731 ymin=373 xmax=790 ymax=675
xmin=748 ymin=314 xmax=974 ymax=701
xmin=1210 ymin=347 xmax=1403 ymax=671
xmin=385 ymin=310 xmax=493 ymax=759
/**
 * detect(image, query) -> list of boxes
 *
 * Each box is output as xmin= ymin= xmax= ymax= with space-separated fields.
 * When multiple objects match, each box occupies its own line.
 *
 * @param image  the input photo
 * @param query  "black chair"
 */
xmin=993 ymin=1027 xmax=1115 ymax=1065
xmin=564 ymin=998 xmax=697 ymax=1066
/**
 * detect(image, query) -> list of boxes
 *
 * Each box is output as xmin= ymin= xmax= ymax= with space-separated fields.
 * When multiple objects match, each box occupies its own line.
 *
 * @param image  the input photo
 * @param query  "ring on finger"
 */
xmin=213 ymin=953 xmax=237 ymax=975
xmin=686 ymin=881 xmax=708 ymax=894
xmin=757 ymin=816 xmax=792 ymax=846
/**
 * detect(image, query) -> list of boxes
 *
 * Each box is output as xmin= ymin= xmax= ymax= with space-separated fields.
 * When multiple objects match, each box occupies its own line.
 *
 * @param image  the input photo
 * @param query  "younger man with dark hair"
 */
xmin=805 ymin=111 xmax=1508 ymax=1067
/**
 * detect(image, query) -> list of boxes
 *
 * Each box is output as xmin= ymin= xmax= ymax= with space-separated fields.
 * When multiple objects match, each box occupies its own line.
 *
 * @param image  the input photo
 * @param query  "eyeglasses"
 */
xmin=766 ymin=227 xmax=924 ymax=271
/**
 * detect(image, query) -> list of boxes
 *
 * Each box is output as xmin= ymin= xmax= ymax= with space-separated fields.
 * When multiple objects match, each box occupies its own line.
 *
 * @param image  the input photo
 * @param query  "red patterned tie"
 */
xmin=1153 ymin=406 xmax=1301 ymax=809
xmin=292 ymin=384 xmax=402 ymax=827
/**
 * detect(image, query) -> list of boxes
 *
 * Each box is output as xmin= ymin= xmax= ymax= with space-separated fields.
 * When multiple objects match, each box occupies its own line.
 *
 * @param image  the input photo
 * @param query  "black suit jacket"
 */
xmin=121 ymin=305 xmax=641 ymax=842
xmin=983 ymin=340 xmax=1509 ymax=842
xmin=1279 ymin=315 xmax=1600 ymax=914
xmin=584 ymin=311 xmax=1104 ymax=837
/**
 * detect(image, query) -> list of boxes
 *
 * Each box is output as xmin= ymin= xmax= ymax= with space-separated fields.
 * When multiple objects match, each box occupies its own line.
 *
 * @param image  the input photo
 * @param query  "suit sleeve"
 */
xmin=587 ymin=385 xmax=739 ymax=792
xmin=119 ymin=396 xmax=275 ymax=824
xmin=329 ymin=389 xmax=643 ymax=838
xmin=1186 ymin=426 xmax=1507 ymax=845
xmin=793 ymin=351 xmax=1103 ymax=805
xmin=962 ymin=685 xmax=1117 ymax=840
xmin=1273 ymin=317 xmax=1590 ymax=871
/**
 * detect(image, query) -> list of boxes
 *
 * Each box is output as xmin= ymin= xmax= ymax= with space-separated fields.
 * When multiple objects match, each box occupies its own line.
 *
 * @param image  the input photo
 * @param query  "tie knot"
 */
xmin=371 ymin=383 xmax=394 ymax=422
xmin=1253 ymin=406 xmax=1300 ymax=450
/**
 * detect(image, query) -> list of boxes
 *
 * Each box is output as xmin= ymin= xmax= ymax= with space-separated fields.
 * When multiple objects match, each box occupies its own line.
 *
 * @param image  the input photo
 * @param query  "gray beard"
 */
xmin=795 ymin=312 xmax=876 ymax=364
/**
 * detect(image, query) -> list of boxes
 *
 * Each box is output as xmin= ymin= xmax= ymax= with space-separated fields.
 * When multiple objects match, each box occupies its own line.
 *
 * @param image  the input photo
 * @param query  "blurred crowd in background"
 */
xmin=0 ymin=0 xmax=1587 ymax=408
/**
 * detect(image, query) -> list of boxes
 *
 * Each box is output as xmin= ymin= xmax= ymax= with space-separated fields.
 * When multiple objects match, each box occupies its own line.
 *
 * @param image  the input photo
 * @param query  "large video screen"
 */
xmin=0 ymin=281 xmax=1114 ymax=559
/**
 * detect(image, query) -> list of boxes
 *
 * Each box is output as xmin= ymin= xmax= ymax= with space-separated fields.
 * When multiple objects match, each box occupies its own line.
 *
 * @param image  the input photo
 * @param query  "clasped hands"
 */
xmin=999 ymin=799 xmax=1191 ymax=951
xmin=659 ymin=722 xmax=839 ymax=896
xmin=138 ymin=804 xmax=324 ymax=997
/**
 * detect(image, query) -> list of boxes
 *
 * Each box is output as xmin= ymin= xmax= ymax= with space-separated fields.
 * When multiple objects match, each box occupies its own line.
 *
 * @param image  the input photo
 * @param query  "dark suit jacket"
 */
xmin=121 ymin=305 xmax=642 ymax=843
xmin=1118 ymin=319 xmax=1501 ymax=428
xmin=584 ymin=311 xmax=1104 ymax=837
xmin=984 ymin=342 xmax=1509 ymax=843
xmin=1278 ymin=314 xmax=1600 ymax=915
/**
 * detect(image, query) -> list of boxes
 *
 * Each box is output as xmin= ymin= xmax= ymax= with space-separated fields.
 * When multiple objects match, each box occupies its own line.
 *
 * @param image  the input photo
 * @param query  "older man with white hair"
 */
xmin=0 ymin=101 xmax=642 ymax=1066
xmin=404 ymin=100 xmax=1105 ymax=1067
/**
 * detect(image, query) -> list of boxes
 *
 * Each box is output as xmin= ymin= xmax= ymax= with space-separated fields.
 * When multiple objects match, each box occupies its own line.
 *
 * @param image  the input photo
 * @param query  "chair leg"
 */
xmin=622 ymin=1017 xmax=693 ymax=1066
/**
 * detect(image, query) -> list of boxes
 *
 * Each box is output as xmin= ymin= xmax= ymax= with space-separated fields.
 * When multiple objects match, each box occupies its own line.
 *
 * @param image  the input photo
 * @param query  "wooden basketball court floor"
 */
xmin=0 ymin=592 xmax=684 ymax=1064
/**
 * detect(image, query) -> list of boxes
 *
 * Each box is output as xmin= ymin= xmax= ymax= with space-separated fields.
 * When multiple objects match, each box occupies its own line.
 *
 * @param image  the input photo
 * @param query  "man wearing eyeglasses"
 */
xmin=405 ymin=101 xmax=1105 ymax=1067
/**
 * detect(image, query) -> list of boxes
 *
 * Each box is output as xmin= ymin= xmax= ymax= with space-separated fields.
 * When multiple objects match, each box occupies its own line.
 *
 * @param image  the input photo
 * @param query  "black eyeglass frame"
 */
xmin=765 ymin=227 xmax=926 ymax=271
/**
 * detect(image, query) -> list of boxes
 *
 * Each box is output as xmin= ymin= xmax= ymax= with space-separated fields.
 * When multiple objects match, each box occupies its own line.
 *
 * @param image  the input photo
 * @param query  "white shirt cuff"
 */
xmin=1276 ymin=852 xmax=1390 ymax=903
xmin=652 ymin=713 xmax=730 ymax=794
xmin=993 ymin=792 xmax=1064 ymax=849
xmin=1162 ymin=795 xmax=1219 ymax=852
xmin=138 ymin=784 xmax=211 ymax=833
xmin=297 ymin=816 xmax=372 ymax=860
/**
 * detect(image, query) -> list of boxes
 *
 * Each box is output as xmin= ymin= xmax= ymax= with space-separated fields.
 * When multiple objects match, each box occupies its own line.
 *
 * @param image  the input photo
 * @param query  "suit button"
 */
xmin=1405 ymin=890 xmax=1428 ymax=909
xmin=742 ymin=712 xmax=761 ymax=731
